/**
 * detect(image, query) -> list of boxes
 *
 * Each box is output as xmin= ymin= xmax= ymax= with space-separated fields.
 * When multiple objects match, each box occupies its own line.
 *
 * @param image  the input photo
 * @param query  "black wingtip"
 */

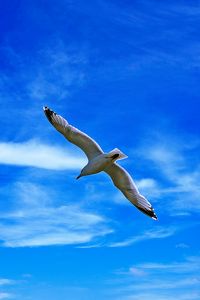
xmin=43 ymin=106 xmax=55 ymax=123
xmin=137 ymin=206 xmax=158 ymax=220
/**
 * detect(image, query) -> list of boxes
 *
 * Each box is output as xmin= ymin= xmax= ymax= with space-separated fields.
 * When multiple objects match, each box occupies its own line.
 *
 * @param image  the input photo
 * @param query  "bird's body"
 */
xmin=78 ymin=149 xmax=127 ymax=177
xmin=43 ymin=106 xmax=158 ymax=220
xmin=80 ymin=154 xmax=112 ymax=176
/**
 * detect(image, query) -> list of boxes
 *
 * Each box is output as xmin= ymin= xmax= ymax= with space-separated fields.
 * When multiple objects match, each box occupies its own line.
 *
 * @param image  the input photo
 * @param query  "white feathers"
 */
xmin=43 ymin=107 xmax=103 ymax=160
xmin=43 ymin=106 xmax=158 ymax=220
xmin=106 ymin=148 xmax=128 ymax=160
xmin=105 ymin=164 xmax=158 ymax=220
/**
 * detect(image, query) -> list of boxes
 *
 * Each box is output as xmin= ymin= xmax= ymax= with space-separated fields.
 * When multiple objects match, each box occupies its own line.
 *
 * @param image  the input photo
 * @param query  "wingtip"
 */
xmin=136 ymin=206 xmax=158 ymax=221
xmin=150 ymin=212 xmax=158 ymax=221
xmin=152 ymin=214 xmax=158 ymax=221
xmin=43 ymin=106 xmax=54 ymax=123
xmin=150 ymin=209 xmax=158 ymax=221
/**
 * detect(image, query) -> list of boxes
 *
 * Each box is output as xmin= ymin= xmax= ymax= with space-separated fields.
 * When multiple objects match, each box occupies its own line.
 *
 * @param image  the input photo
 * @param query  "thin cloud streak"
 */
xmin=138 ymin=256 xmax=200 ymax=273
xmin=118 ymin=292 xmax=200 ymax=300
xmin=109 ymin=227 xmax=176 ymax=247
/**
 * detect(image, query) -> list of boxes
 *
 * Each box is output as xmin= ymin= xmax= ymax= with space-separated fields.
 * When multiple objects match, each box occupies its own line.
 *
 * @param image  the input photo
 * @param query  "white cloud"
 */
xmin=175 ymin=243 xmax=189 ymax=249
xmin=135 ymin=178 xmax=161 ymax=198
xmin=119 ymin=292 xmax=200 ymax=300
xmin=129 ymin=277 xmax=200 ymax=289
xmin=0 ymin=279 xmax=15 ymax=286
xmin=0 ymin=140 xmax=86 ymax=170
xmin=0 ymin=44 xmax=86 ymax=102
xmin=0 ymin=182 xmax=112 ymax=247
xmin=26 ymin=45 xmax=86 ymax=100
xmin=112 ymin=256 xmax=200 ymax=300
xmin=0 ymin=206 xmax=112 ymax=247
xmin=136 ymin=137 xmax=200 ymax=214
xmin=129 ymin=267 xmax=146 ymax=277
xmin=136 ymin=178 xmax=157 ymax=189
xmin=109 ymin=226 xmax=176 ymax=247
xmin=0 ymin=293 xmax=13 ymax=300
xmin=139 ymin=256 xmax=200 ymax=273
xmin=0 ymin=278 xmax=17 ymax=300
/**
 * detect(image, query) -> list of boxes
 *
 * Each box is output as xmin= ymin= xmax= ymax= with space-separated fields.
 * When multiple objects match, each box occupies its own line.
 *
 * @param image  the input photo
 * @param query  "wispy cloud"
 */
xmin=0 ymin=182 xmax=112 ymax=247
xmin=111 ymin=256 xmax=200 ymax=300
xmin=0 ymin=293 xmax=13 ymax=300
xmin=0 ymin=279 xmax=16 ymax=300
xmin=0 ymin=279 xmax=15 ymax=286
xmin=0 ymin=43 xmax=88 ymax=145
xmin=175 ymin=243 xmax=189 ymax=249
xmin=118 ymin=292 xmax=200 ymax=300
xmin=136 ymin=135 xmax=200 ymax=214
xmin=0 ymin=43 xmax=86 ymax=103
xmin=136 ymin=178 xmax=161 ymax=199
xmin=128 ymin=267 xmax=146 ymax=277
xmin=108 ymin=226 xmax=176 ymax=247
xmin=26 ymin=45 xmax=86 ymax=101
xmin=137 ymin=256 xmax=200 ymax=273
xmin=0 ymin=140 xmax=86 ymax=170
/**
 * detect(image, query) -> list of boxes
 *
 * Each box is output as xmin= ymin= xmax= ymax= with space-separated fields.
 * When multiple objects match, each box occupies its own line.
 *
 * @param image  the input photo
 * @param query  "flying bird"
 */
xmin=43 ymin=106 xmax=158 ymax=220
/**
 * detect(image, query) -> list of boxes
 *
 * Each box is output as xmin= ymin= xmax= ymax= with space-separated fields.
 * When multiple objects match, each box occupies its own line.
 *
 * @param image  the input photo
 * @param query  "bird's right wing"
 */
xmin=105 ymin=163 xmax=157 ymax=220
xmin=43 ymin=107 xmax=104 ymax=160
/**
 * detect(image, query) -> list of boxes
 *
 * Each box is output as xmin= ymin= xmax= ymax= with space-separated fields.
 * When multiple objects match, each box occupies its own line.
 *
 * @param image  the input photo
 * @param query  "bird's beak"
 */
xmin=76 ymin=174 xmax=81 ymax=180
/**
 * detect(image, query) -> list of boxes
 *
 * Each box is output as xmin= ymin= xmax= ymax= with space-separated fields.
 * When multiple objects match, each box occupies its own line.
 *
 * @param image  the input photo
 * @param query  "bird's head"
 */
xmin=76 ymin=168 xmax=87 ymax=180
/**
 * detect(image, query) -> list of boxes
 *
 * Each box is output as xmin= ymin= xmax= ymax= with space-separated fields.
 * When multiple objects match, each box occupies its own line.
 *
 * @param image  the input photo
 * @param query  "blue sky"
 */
xmin=0 ymin=0 xmax=200 ymax=299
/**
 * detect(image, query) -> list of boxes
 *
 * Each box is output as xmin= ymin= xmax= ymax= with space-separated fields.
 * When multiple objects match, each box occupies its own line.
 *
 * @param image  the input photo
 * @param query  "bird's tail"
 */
xmin=106 ymin=148 xmax=128 ymax=160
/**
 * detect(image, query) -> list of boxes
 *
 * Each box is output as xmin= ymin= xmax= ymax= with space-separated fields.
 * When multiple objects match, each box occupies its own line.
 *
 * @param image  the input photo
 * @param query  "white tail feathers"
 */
xmin=107 ymin=148 xmax=128 ymax=160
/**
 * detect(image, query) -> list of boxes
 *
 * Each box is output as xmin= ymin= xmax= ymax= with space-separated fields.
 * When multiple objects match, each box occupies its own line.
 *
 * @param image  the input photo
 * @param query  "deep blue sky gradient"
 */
xmin=0 ymin=1 xmax=200 ymax=299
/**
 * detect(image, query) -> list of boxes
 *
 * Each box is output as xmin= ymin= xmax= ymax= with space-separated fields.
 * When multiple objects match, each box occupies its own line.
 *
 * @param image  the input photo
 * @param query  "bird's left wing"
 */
xmin=104 ymin=163 xmax=158 ymax=220
xmin=43 ymin=106 xmax=104 ymax=160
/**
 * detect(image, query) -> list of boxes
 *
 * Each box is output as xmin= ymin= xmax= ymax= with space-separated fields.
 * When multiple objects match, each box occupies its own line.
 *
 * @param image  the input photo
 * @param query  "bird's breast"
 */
xmin=86 ymin=155 xmax=110 ymax=174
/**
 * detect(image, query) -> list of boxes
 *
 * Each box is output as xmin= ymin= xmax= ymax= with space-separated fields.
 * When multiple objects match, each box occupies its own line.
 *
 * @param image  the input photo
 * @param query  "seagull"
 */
xmin=43 ymin=106 xmax=158 ymax=220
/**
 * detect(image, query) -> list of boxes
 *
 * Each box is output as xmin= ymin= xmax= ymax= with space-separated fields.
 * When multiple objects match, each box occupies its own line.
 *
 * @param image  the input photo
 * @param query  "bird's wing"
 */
xmin=104 ymin=163 xmax=157 ymax=220
xmin=43 ymin=106 xmax=104 ymax=160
